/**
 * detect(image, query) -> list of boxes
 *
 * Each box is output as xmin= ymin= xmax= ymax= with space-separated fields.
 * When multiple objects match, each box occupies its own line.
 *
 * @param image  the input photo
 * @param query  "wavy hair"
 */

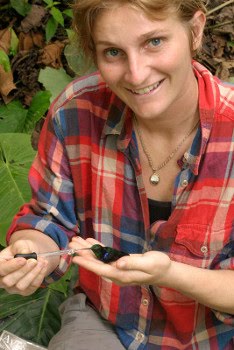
xmin=72 ymin=0 xmax=207 ymax=64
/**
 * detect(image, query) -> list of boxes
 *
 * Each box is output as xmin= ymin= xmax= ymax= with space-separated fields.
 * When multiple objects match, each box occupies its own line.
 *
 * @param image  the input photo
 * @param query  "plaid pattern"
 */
xmin=7 ymin=61 xmax=234 ymax=349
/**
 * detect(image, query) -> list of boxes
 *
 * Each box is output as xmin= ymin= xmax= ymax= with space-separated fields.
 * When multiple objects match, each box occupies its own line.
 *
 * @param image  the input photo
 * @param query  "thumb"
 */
xmin=116 ymin=254 xmax=144 ymax=270
xmin=11 ymin=239 xmax=36 ymax=255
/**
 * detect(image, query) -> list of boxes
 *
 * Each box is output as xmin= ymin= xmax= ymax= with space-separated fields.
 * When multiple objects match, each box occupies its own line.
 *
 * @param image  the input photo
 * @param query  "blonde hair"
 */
xmin=73 ymin=0 xmax=207 ymax=63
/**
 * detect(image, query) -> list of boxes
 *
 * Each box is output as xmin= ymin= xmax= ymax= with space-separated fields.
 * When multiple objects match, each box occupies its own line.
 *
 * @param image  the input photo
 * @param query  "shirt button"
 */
xmin=142 ymin=298 xmax=149 ymax=306
xmin=136 ymin=332 xmax=145 ymax=342
xmin=181 ymin=179 xmax=188 ymax=187
xmin=201 ymin=245 xmax=208 ymax=254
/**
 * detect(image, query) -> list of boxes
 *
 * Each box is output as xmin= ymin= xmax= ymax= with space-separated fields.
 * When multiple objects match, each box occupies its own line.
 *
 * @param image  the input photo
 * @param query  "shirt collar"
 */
xmin=102 ymin=61 xmax=218 ymax=175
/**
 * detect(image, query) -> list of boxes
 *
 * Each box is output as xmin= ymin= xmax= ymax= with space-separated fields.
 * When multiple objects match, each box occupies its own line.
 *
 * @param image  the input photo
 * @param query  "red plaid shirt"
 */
xmin=8 ymin=61 xmax=234 ymax=349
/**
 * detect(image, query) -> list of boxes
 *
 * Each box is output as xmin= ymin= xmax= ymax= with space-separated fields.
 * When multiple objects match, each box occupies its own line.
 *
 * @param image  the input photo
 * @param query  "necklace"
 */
xmin=134 ymin=115 xmax=199 ymax=186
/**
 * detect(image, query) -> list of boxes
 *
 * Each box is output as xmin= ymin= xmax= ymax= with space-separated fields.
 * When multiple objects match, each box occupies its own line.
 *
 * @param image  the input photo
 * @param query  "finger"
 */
xmin=70 ymin=236 xmax=92 ymax=248
xmin=16 ymin=260 xmax=48 ymax=292
xmin=1 ymin=259 xmax=38 ymax=288
xmin=115 ymin=254 xmax=145 ymax=270
xmin=86 ymin=238 xmax=104 ymax=246
xmin=69 ymin=238 xmax=96 ymax=259
xmin=72 ymin=255 xmax=133 ymax=279
xmin=0 ymin=258 xmax=26 ymax=277
xmin=116 ymin=251 xmax=169 ymax=272
xmin=72 ymin=255 xmax=150 ymax=285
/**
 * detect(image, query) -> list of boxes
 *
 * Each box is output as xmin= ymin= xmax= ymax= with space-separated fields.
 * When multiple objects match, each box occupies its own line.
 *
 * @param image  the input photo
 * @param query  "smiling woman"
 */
xmin=1 ymin=0 xmax=234 ymax=350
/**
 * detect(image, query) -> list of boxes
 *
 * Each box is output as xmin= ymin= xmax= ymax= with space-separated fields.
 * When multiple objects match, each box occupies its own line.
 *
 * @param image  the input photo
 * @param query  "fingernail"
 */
xmin=28 ymin=259 xmax=37 ymax=267
xmin=15 ymin=258 xmax=26 ymax=265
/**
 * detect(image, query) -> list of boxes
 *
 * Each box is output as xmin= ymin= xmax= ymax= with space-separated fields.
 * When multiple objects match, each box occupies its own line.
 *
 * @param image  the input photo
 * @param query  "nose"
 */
xmin=124 ymin=52 xmax=149 ymax=86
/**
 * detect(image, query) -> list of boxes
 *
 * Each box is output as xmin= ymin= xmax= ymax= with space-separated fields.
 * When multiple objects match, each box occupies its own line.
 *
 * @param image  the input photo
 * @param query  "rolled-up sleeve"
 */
xmin=7 ymin=108 xmax=79 ymax=280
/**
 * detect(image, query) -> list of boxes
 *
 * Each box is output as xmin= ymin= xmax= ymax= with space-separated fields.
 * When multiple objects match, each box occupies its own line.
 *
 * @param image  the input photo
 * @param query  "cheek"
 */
xmin=160 ymin=46 xmax=192 ymax=78
xmin=98 ymin=64 xmax=121 ymax=86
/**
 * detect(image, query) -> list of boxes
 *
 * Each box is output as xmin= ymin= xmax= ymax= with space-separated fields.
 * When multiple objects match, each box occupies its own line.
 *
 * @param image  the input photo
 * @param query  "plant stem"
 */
xmin=207 ymin=0 xmax=234 ymax=16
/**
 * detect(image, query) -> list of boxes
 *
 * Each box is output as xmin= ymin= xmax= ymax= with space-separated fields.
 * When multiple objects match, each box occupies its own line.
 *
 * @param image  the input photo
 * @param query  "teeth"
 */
xmin=131 ymin=81 xmax=160 ymax=95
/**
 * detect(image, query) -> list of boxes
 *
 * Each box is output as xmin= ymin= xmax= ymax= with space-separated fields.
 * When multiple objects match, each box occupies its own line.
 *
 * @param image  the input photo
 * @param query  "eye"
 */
xmin=148 ymin=38 xmax=162 ymax=47
xmin=104 ymin=48 xmax=121 ymax=58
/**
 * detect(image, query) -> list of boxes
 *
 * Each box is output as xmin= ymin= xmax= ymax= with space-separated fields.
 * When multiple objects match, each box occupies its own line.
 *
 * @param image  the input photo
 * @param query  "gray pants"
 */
xmin=48 ymin=293 xmax=126 ymax=350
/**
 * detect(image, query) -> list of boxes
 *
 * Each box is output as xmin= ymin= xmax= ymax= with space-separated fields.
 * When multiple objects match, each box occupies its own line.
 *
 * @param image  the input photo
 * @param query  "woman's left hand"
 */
xmin=69 ymin=237 xmax=171 ymax=286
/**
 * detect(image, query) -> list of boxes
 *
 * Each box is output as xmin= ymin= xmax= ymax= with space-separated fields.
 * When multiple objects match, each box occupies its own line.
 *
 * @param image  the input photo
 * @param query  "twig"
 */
xmin=207 ymin=0 xmax=234 ymax=16
xmin=206 ymin=20 xmax=233 ymax=30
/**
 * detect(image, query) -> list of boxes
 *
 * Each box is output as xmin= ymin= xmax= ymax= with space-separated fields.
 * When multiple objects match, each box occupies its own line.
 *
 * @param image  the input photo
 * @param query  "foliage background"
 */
xmin=0 ymin=0 xmax=233 ymax=347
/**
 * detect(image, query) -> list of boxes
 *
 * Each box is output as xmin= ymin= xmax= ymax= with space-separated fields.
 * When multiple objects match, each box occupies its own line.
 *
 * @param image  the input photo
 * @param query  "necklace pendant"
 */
xmin=150 ymin=173 xmax=160 ymax=185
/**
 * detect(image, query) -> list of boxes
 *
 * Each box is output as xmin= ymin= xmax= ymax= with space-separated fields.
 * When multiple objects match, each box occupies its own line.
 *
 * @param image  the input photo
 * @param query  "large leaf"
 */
xmin=38 ymin=67 xmax=73 ymax=103
xmin=64 ymin=33 xmax=96 ymax=76
xmin=0 ymin=288 xmax=65 ymax=346
xmin=0 ymin=133 xmax=36 ymax=244
xmin=24 ymin=90 xmax=51 ymax=133
xmin=0 ymin=265 xmax=77 ymax=346
xmin=0 ymin=95 xmax=50 ymax=134
xmin=0 ymin=100 xmax=28 ymax=133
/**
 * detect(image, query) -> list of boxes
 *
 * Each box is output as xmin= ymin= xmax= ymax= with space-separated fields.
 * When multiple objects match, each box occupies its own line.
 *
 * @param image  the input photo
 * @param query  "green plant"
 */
xmin=43 ymin=0 xmax=72 ymax=42
xmin=10 ymin=0 xmax=31 ymax=16
xmin=0 ymin=265 xmax=77 ymax=346
xmin=0 ymin=50 xmax=11 ymax=72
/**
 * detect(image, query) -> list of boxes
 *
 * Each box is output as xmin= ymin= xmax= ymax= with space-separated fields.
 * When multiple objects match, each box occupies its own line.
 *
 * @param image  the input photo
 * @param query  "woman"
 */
xmin=1 ymin=0 xmax=234 ymax=349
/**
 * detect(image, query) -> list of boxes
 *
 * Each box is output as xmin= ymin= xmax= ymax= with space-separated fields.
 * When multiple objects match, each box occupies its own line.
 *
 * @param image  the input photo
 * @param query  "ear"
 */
xmin=190 ymin=11 xmax=206 ymax=51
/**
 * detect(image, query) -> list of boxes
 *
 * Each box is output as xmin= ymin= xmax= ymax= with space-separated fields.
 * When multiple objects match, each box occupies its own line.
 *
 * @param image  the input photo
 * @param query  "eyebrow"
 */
xmin=95 ymin=29 xmax=168 ymax=46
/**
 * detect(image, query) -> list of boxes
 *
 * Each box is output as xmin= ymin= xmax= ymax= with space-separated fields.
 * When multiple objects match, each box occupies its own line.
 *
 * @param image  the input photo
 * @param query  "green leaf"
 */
xmin=0 ymin=133 xmax=36 ymax=243
xmin=0 ymin=100 xmax=27 ymax=133
xmin=64 ymin=41 xmax=96 ymax=76
xmin=10 ymin=28 xmax=19 ymax=56
xmin=10 ymin=0 xmax=31 ymax=16
xmin=63 ymin=9 xmax=73 ymax=18
xmin=43 ymin=0 xmax=53 ymax=6
xmin=38 ymin=67 xmax=73 ymax=103
xmin=50 ymin=6 xmax=64 ymax=26
xmin=45 ymin=16 xmax=58 ymax=42
xmin=65 ymin=28 xmax=75 ymax=42
xmin=49 ymin=264 xmax=78 ymax=294
xmin=0 ymin=50 xmax=11 ymax=72
xmin=0 ymin=264 xmax=77 ymax=346
xmin=24 ymin=91 xmax=51 ymax=133
xmin=0 ymin=288 xmax=65 ymax=346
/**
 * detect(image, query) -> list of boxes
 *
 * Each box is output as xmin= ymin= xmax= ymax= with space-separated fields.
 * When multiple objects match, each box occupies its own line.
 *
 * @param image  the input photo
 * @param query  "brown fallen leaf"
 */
xmin=211 ymin=34 xmax=226 ymax=58
xmin=20 ymin=5 xmax=47 ymax=33
xmin=38 ymin=41 xmax=65 ymax=68
xmin=0 ymin=65 xmax=16 ymax=97
xmin=216 ymin=60 xmax=234 ymax=81
xmin=18 ymin=31 xmax=44 ymax=52
xmin=0 ymin=28 xmax=11 ymax=54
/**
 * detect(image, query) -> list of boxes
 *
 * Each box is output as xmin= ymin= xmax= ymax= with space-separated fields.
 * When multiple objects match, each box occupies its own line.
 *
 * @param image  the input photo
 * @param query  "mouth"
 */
xmin=127 ymin=79 xmax=164 ymax=96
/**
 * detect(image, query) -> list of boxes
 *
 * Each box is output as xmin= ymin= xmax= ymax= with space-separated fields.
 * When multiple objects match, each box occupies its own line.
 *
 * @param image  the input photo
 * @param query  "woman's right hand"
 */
xmin=0 ymin=239 xmax=48 ymax=296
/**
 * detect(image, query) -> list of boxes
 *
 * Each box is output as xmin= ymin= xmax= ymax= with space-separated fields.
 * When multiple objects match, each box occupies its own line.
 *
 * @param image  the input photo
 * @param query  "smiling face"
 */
xmin=93 ymin=5 xmax=205 ymax=122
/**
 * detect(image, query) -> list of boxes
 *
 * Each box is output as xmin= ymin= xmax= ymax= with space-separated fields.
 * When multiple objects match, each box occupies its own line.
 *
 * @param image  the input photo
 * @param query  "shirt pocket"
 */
xmin=170 ymin=224 xmax=231 ymax=269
